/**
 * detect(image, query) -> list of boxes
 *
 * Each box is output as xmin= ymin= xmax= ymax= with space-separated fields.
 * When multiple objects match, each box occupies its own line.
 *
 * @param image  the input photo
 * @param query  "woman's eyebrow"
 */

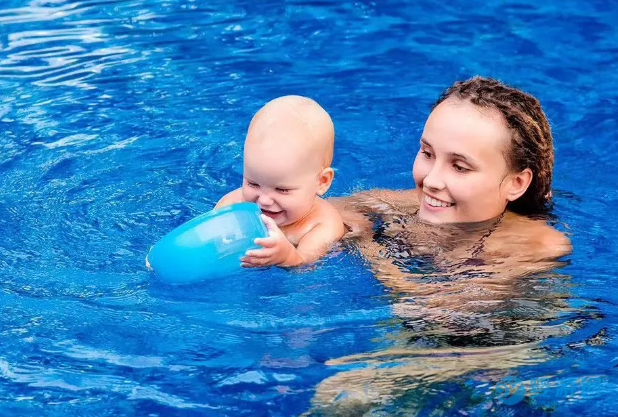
xmin=420 ymin=137 xmax=432 ymax=147
xmin=448 ymin=152 xmax=470 ymax=161
xmin=447 ymin=152 xmax=478 ymax=166
xmin=421 ymin=137 xmax=476 ymax=164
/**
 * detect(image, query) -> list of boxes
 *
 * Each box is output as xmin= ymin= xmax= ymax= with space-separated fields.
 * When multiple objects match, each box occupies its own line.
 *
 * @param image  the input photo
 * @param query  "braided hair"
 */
xmin=432 ymin=76 xmax=554 ymax=215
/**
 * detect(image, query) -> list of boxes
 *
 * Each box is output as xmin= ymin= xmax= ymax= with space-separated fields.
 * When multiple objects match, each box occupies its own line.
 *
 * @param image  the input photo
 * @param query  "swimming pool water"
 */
xmin=1 ymin=1 xmax=617 ymax=416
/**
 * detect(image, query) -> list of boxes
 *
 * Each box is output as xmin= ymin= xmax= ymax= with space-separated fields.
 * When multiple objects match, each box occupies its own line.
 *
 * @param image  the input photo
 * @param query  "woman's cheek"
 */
xmin=412 ymin=159 xmax=427 ymax=185
xmin=449 ymin=176 xmax=477 ymax=203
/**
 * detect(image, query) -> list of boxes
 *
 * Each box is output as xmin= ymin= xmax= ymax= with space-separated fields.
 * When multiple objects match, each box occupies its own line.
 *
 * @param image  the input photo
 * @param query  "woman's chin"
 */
xmin=419 ymin=212 xmax=450 ymax=224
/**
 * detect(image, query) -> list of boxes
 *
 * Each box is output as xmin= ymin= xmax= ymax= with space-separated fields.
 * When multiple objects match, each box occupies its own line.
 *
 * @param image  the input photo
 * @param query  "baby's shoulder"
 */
xmin=215 ymin=188 xmax=243 ymax=208
xmin=287 ymin=198 xmax=345 ymax=243
xmin=314 ymin=197 xmax=345 ymax=227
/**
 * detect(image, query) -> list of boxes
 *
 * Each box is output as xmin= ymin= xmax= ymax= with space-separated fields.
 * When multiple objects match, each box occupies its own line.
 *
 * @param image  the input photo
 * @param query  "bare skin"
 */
xmin=216 ymin=188 xmax=344 ymax=266
xmin=216 ymin=95 xmax=345 ymax=267
xmin=301 ymin=188 xmax=573 ymax=415
xmin=308 ymin=342 xmax=548 ymax=415
xmin=331 ymin=188 xmax=571 ymax=285
xmin=308 ymin=83 xmax=572 ymax=415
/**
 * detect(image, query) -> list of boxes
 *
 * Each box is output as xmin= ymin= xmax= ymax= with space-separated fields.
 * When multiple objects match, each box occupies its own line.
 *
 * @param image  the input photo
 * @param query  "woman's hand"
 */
xmin=241 ymin=215 xmax=295 ymax=267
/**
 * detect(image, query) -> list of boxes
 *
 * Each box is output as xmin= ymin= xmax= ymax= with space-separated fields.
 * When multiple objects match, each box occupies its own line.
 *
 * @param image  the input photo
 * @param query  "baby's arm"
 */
xmin=242 ymin=207 xmax=345 ymax=267
xmin=280 ymin=215 xmax=345 ymax=266
xmin=214 ymin=188 xmax=243 ymax=209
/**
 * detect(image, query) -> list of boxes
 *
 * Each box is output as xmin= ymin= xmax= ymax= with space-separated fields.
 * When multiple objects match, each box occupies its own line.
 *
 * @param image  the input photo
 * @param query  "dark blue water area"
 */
xmin=1 ymin=0 xmax=618 ymax=416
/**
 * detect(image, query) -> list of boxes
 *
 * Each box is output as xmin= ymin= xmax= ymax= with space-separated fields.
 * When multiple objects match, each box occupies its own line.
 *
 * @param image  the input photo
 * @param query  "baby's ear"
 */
xmin=317 ymin=167 xmax=335 ymax=196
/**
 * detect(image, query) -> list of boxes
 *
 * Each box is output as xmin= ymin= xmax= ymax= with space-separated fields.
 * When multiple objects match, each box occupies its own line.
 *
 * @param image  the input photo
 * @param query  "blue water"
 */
xmin=1 ymin=1 xmax=617 ymax=416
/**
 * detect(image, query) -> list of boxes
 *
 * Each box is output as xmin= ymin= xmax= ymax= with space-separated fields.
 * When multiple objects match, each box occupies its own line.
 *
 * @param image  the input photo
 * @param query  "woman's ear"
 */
xmin=317 ymin=167 xmax=335 ymax=196
xmin=505 ymin=167 xmax=533 ymax=201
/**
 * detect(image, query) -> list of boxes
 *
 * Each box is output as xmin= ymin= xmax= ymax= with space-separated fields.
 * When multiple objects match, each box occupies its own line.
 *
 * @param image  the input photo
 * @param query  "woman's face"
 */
xmin=413 ymin=98 xmax=517 ymax=224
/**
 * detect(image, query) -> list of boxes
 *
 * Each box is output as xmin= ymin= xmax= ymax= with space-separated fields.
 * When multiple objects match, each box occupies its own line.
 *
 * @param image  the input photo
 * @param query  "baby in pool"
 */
xmin=216 ymin=95 xmax=346 ymax=267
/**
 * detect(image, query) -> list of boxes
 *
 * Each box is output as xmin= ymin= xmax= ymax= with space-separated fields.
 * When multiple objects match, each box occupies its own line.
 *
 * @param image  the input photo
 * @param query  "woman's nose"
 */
xmin=423 ymin=165 xmax=446 ymax=191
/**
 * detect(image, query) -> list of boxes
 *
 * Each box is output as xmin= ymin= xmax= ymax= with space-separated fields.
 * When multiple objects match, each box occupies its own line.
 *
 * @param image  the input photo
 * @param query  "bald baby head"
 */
xmin=244 ymin=95 xmax=335 ymax=170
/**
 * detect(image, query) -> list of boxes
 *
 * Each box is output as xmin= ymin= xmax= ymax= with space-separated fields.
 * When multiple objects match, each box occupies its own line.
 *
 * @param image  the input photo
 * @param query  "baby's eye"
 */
xmin=247 ymin=181 xmax=260 ymax=188
xmin=276 ymin=188 xmax=290 ymax=193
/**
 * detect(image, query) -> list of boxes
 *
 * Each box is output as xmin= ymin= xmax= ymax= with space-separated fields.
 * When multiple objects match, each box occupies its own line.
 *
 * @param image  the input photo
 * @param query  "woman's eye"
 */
xmin=421 ymin=150 xmax=432 ymax=158
xmin=453 ymin=164 xmax=470 ymax=173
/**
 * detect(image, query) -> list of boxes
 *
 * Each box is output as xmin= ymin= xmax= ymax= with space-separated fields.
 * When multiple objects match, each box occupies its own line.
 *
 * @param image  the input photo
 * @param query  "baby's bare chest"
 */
xmin=282 ymin=219 xmax=319 ymax=247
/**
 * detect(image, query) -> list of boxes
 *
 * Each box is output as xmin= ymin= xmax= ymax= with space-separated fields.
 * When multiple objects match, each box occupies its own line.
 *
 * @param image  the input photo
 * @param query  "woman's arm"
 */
xmin=329 ymin=189 xmax=419 ymax=238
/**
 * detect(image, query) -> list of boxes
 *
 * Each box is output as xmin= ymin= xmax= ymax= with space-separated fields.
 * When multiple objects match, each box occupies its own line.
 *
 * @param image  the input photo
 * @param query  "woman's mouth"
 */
xmin=423 ymin=195 xmax=455 ymax=208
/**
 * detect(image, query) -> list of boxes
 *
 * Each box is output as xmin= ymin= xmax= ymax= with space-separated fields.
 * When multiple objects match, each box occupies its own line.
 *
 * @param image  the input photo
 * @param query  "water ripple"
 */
xmin=0 ymin=1 xmax=96 ymax=25
xmin=1 ymin=0 xmax=617 ymax=416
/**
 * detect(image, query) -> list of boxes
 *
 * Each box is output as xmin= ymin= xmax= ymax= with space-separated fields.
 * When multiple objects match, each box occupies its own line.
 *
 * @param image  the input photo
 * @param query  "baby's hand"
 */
xmin=241 ymin=214 xmax=294 ymax=268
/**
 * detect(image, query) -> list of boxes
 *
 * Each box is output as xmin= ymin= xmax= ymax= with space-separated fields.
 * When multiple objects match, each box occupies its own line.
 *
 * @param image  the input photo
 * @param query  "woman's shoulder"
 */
xmin=328 ymin=188 xmax=420 ymax=238
xmin=330 ymin=188 xmax=420 ymax=212
xmin=359 ymin=187 xmax=419 ymax=202
xmin=487 ymin=211 xmax=572 ymax=260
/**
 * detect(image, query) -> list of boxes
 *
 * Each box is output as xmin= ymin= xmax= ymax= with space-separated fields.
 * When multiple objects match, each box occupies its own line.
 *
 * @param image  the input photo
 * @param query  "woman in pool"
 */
xmin=334 ymin=75 xmax=570 ymax=285
xmin=310 ymin=76 xmax=573 ymax=414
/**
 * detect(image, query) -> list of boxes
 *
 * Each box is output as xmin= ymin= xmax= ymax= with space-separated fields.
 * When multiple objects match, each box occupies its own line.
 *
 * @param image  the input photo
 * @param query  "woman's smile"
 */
xmin=423 ymin=194 xmax=455 ymax=208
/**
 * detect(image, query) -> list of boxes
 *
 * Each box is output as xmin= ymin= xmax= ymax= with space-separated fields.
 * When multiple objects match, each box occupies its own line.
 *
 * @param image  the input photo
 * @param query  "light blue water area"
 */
xmin=1 ymin=1 xmax=617 ymax=416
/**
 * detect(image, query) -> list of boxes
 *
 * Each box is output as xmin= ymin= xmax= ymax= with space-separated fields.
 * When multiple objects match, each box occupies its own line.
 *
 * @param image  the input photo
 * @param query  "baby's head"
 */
xmin=242 ymin=95 xmax=335 ymax=226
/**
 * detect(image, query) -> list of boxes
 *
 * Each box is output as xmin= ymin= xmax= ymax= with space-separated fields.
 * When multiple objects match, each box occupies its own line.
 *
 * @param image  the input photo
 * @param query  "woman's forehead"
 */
xmin=423 ymin=99 xmax=510 ymax=156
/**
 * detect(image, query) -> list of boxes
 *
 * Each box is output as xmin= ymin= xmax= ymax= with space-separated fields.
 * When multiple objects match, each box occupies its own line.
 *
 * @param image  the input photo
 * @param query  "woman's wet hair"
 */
xmin=432 ymin=76 xmax=554 ymax=215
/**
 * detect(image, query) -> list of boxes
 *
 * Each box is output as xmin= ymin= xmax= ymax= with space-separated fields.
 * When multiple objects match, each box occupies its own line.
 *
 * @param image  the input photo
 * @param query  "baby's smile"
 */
xmin=260 ymin=208 xmax=283 ymax=219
